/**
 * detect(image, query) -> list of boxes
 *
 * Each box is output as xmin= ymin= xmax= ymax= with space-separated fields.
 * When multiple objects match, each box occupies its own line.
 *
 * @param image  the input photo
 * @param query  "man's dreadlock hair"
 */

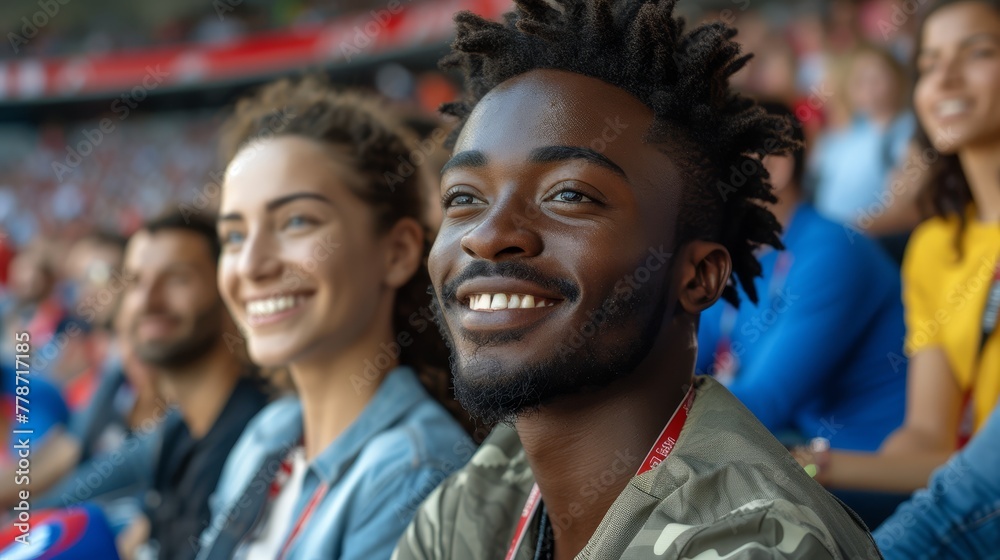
xmin=439 ymin=0 xmax=797 ymax=306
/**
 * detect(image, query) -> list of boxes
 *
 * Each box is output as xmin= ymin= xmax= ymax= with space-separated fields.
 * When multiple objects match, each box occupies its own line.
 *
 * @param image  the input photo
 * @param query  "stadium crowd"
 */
xmin=1 ymin=0 xmax=409 ymax=59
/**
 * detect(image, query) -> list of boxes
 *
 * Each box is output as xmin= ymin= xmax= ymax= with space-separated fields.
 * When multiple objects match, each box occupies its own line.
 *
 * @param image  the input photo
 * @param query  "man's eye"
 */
xmin=444 ymin=192 xmax=484 ymax=207
xmin=551 ymin=190 xmax=592 ymax=203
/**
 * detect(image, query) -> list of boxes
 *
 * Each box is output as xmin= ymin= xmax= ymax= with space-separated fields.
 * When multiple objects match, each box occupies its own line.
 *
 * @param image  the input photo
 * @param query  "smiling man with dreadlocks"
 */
xmin=393 ymin=0 xmax=881 ymax=558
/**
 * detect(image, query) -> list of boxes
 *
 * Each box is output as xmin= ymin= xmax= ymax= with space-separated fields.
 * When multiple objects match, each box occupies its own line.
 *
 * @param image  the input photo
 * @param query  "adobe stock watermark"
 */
xmin=30 ymin=263 xmax=136 ymax=372
xmin=874 ymin=456 xmax=971 ymax=554
xmin=428 ymin=114 xmax=628 ymax=229
xmin=714 ymin=108 xmax=829 ymax=202
xmin=696 ymin=287 xmax=801 ymax=377
xmin=213 ymin=0 xmax=244 ymax=20
xmin=51 ymin=65 xmax=171 ymax=182
xmin=339 ymin=0 xmax=416 ymax=63
xmin=351 ymin=297 xmax=440 ymax=394
xmin=878 ymin=0 xmax=933 ymax=41
xmin=191 ymin=436 xmax=300 ymax=554
xmin=845 ymin=125 xmax=959 ymax=243
xmin=670 ymin=0 xmax=752 ymax=68
xmin=7 ymin=0 xmax=71 ymax=54
xmin=555 ymin=245 xmax=671 ymax=364
xmin=393 ymin=437 xmax=480 ymax=524
xmin=384 ymin=126 xmax=449 ymax=193
xmin=549 ymin=447 xmax=640 ymax=539
xmin=29 ymin=266 xmax=134 ymax=373
xmin=178 ymin=107 xmax=296 ymax=222
xmin=885 ymin=254 xmax=998 ymax=371
xmin=715 ymin=0 xmax=753 ymax=27
xmin=58 ymin=400 xmax=171 ymax=507
xmin=222 ymin=233 xmax=342 ymax=355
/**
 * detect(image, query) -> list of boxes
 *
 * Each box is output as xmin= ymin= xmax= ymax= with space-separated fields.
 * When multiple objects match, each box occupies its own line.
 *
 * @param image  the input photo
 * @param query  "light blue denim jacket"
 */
xmin=196 ymin=366 xmax=474 ymax=560
xmin=874 ymin=402 xmax=1000 ymax=559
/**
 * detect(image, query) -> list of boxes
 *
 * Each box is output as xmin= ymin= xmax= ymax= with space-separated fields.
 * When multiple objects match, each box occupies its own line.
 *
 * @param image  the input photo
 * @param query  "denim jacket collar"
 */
xmin=252 ymin=366 xmax=429 ymax=484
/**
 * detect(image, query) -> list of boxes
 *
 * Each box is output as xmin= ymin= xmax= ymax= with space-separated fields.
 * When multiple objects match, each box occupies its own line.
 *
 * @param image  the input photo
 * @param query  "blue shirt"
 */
xmin=696 ymin=204 xmax=907 ymax=451
xmin=197 ymin=366 xmax=474 ymax=560
xmin=812 ymin=113 xmax=915 ymax=224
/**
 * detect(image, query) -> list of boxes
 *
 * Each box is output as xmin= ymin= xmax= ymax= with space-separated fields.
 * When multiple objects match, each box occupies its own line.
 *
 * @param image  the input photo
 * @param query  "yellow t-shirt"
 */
xmin=902 ymin=211 xmax=1000 ymax=434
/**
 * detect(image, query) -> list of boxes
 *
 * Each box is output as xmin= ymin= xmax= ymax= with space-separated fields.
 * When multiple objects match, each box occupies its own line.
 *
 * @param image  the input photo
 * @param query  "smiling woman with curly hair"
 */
xmin=195 ymin=76 xmax=473 ymax=560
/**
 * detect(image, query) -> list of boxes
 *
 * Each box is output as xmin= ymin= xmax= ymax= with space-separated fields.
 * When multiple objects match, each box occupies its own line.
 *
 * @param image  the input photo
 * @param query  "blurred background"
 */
xmin=0 ymin=0 xmax=930 ymax=435
xmin=0 ymin=0 xmax=921 ymax=245
xmin=0 ymin=0 xmax=974 ymax=553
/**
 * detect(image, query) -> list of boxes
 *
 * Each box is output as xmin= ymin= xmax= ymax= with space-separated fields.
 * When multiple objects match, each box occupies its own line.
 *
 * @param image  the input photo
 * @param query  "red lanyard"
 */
xmin=276 ymin=480 xmax=330 ymax=560
xmin=503 ymin=384 xmax=696 ymax=560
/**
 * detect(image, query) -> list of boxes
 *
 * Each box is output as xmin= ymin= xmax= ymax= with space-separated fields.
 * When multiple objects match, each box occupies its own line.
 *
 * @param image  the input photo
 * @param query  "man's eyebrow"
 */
xmin=441 ymin=151 xmax=488 ymax=176
xmin=529 ymin=146 xmax=627 ymax=179
xmin=440 ymin=146 xmax=628 ymax=179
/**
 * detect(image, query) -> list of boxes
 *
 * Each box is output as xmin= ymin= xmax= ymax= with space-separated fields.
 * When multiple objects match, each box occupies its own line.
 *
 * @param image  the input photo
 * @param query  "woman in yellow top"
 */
xmin=796 ymin=0 xmax=1000 ymax=495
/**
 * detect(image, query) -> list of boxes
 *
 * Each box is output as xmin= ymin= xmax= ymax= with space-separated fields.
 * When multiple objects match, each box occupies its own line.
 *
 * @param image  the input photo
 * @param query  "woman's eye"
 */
xmin=552 ymin=190 xmax=593 ymax=203
xmin=220 ymin=231 xmax=245 ymax=246
xmin=284 ymin=215 xmax=314 ymax=229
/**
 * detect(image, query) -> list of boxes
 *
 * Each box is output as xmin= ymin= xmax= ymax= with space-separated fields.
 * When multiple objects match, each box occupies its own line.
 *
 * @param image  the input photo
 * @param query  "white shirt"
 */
xmin=236 ymin=446 xmax=308 ymax=560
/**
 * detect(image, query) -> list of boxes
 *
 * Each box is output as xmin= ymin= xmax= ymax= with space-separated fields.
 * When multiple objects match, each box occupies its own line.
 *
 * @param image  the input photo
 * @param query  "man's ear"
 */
xmin=382 ymin=217 xmax=425 ymax=290
xmin=675 ymin=241 xmax=731 ymax=314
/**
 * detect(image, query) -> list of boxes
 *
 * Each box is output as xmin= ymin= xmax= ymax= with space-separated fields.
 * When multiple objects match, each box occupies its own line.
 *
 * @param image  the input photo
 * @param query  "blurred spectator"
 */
xmin=856 ymin=139 xmax=930 ymax=240
xmin=1 ymin=241 xmax=65 ymax=356
xmin=0 ymin=300 xmax=169 ymax=532
xmin=792 ymin=0 xmax=1000 ymax=518
xmin=43 ymin=212 xmax=268 ymax=560
xmin=48 ymin=231 xmax=129 ymax=411
xmin=697 ymin=102 xmax=907 ymax=453
xmin=810 ymin=44 xmax=916 ymax=227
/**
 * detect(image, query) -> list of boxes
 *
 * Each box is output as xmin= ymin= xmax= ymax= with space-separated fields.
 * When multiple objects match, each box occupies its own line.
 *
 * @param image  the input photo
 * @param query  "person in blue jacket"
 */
xmin=874 ymin=401 xmax=1000 ymax=558
xmin=197 ymin=78 xmax=473 ymax=560
xmin=696 ymin=102 xmax=907 ymax=453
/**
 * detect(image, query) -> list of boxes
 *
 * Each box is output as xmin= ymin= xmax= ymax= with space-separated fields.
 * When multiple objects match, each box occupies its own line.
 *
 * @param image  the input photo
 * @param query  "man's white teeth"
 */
xmin=246 ymin=295 xmax=303 ymax=317
xmin=490 ymin=294 xmax=508 ymax=310
xmin=468 ymin=293 xmax=555 ymax=311
xmin=937 ymin=99 xmax=969 ymax=118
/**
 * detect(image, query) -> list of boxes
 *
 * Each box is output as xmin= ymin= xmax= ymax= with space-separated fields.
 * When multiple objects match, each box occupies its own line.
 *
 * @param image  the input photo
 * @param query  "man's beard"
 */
xmin=132 ymin=300 xmax=224 ymax=369
xmin=431 ymin=263 xmax=667 ymax=425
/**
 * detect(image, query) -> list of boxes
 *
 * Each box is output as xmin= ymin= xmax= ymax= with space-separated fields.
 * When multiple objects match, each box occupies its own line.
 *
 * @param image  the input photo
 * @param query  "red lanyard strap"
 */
xmin=276 ymin=481 xmax=329 ymax=560
xmin=504 ymin=384 xmax=696 ymax=560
